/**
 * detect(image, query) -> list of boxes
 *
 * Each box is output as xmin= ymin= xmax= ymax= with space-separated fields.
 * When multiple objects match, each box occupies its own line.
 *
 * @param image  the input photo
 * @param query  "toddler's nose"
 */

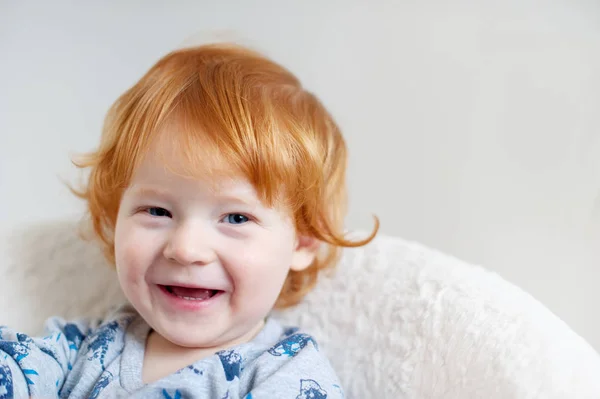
xmin=163 ymin=224 xmax=217 ymax=266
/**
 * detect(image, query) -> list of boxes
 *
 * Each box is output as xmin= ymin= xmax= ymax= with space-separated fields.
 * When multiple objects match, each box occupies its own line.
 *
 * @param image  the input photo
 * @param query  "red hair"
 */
xmin=73 ymin=43 xmax=378 ymax=307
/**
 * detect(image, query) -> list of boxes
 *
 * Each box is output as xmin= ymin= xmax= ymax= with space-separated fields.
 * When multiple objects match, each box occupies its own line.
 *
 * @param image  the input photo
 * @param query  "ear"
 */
xmin=290 ymin=235 xmax=320 ymax=271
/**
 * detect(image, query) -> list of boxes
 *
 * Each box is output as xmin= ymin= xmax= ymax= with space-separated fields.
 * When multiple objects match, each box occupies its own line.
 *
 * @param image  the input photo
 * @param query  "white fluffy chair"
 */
xmin=2 ymin=221 xmax=600 ymax=398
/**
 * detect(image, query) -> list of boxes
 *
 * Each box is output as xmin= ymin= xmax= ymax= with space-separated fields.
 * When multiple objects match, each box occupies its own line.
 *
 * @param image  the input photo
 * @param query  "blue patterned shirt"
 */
xmin=0 ymin=305 xmax=343 ymax=398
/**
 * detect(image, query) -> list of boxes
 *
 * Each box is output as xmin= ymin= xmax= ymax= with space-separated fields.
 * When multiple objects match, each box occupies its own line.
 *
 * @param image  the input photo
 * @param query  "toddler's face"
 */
xmin=113 ymin=138 xmax=316 ymax=349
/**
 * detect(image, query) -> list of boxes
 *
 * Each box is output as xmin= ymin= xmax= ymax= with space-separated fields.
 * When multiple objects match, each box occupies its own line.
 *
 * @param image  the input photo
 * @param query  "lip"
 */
xmin=156 ymin=284 xmax=226 ymax=311
xmin=160 ymin=282 xmax=226 ymax=291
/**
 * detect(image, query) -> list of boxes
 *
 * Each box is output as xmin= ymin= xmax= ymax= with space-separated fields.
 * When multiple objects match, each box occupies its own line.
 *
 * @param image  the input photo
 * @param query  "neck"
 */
xmin=142 ymin=320 xmax=265 ymax=383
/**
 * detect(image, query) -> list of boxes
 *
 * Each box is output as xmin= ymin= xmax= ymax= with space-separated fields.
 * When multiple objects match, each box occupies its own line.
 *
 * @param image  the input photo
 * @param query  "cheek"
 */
xmin=117 ymin=244 xmax=145 ymax=279
xmin=114 ymin=221 xmax=152 ymax=281
xmin=229 ymin=241 xmax=296 ymax=292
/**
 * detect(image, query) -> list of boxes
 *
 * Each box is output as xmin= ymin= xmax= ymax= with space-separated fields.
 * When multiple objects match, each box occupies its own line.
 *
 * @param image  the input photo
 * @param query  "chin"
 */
xmin=161 ymin=330 xmax=222 ymax=349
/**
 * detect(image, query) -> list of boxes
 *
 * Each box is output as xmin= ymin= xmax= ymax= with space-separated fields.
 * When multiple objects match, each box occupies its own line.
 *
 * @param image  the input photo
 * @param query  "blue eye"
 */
xmin=147 ymin=207 xmax=172 ymax=218
xmin=224 ymin=213 xmax=249 ymax=224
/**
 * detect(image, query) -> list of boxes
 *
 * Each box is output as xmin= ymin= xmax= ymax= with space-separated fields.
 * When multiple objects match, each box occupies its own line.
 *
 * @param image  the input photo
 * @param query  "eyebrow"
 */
xmin=214 ymin=194 xmax=260 ymax=208
xmin=128 ymin=186 xmax=262 ymax=208
xmin=129 ymin=186 xmax=172 ymax=199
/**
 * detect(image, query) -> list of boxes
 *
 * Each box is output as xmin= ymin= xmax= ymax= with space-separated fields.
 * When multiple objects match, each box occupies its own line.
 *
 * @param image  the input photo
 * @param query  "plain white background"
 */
xmin=1 ymin=0 xmax=600 ymax=351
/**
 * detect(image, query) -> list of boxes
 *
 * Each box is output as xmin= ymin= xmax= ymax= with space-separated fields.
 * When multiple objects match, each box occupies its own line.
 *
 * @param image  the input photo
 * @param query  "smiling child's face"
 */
xmin=113 ymin=130 xmax=318 ymax=350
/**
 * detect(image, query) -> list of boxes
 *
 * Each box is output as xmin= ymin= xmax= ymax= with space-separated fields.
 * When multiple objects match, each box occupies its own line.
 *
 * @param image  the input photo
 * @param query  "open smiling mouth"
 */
xmin=159 ymin=285 xmax=223 ymax=301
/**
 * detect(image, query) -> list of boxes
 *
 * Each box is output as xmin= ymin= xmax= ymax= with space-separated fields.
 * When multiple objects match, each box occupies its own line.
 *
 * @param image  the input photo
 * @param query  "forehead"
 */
xmin=145 ymin=119 xmax=245 ymax=183
xmin=129 ymin=135 xmax=249 ymax=197
xmin=131 ymin=152 xmax=255 ymax=197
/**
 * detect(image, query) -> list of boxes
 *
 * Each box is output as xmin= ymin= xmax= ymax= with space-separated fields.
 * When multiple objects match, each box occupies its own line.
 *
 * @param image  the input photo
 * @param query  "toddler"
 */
xmin=0 ymin=43 xmax=377 ymax=398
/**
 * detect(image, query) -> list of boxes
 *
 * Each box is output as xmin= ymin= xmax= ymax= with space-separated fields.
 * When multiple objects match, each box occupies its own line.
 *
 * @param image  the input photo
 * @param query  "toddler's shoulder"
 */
xmin=238 ymin=319 xmax=343 ymax=398
xmin=41 ymin=302 xmax=138 ymax=336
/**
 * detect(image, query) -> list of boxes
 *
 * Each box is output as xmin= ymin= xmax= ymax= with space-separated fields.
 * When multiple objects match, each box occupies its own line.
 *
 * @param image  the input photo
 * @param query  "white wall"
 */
xmin=2 ymin=0 xmax=600 ymax=350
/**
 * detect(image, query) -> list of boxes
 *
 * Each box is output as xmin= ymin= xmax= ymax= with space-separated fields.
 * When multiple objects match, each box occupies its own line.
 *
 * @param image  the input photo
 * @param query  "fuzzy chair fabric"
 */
xmin=1 ymin=221 xmax=599 ymax=398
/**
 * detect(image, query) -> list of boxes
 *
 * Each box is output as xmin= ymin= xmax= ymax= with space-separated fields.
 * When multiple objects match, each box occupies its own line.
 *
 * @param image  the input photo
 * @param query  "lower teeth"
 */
xmin=164 ymin=286 xmax=217 ymax=301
